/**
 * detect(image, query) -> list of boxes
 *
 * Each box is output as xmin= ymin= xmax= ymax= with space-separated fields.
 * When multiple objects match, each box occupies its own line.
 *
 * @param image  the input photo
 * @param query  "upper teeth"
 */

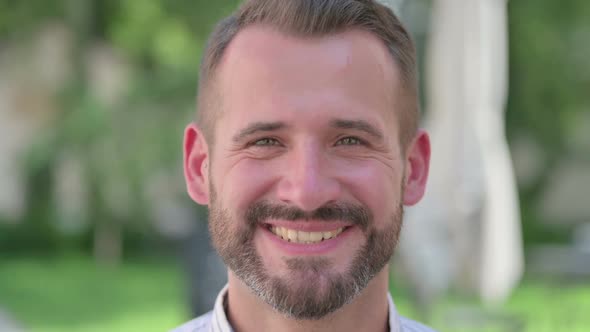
xmin=270 ymin=226 xmax=344 ymax=244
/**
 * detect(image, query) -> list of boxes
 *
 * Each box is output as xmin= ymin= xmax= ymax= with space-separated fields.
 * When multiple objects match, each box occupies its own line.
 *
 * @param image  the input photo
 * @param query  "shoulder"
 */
xmin=399 ymin=316 xmax=438 ymax=332
xmin=169 ymin=311 xmax=213 ymax=332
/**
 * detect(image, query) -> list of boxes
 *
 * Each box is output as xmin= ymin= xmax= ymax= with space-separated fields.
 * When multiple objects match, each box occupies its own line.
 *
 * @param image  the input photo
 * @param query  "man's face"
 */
xmin=184 ymin=26 xmax=429 ymax=319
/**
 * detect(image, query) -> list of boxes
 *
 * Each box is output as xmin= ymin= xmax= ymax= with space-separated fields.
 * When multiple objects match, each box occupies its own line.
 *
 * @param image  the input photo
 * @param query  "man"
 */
xmin=176 ymin=0 xmax=435 ymax=331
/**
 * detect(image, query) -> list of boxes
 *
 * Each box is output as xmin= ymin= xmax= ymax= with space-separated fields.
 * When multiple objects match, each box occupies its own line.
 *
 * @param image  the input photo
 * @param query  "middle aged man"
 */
xmin=177 ymin=0 xmax=434 ymax=331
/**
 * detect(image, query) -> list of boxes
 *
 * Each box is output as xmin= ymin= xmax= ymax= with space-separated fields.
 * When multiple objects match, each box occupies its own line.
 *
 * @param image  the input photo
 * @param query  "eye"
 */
xmin=251 ymin=137 xmax=281 ymax=146
xmin=335 ymin=136 xmax=364 ymax=146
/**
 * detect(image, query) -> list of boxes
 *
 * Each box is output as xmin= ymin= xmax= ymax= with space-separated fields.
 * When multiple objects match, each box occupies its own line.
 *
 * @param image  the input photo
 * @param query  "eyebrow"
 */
xmin=330 ymin=119 xmax=384 ymax=140
xmin=232 ymin=121 xmax=287 ymax=142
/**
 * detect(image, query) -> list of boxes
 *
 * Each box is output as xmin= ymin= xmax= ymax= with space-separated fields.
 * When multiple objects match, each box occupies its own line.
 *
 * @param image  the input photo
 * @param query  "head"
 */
xmin=184 ymin=0 xmax=430 ymax=320
xmin=197 ymin=0 xmax=420 ymax=149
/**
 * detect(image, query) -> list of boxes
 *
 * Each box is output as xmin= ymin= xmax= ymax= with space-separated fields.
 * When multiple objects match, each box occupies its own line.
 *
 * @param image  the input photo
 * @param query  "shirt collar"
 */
xmin=211 ymin=285 xmax=233 ymax=332
xmin=387 ymin=291 xmax=402 ymax=332
xmin=211 ymin=285 xmax=402 ymax=332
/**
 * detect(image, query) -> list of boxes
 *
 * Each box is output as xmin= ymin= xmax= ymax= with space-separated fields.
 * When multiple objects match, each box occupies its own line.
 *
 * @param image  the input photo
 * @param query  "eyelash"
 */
xmin=249 ymin=136 xmax=366 ymax=147
xmin=251 ymin=138 xmax=281 ymax=146
xmin=335 ymin=136 xmax=364 ymax=146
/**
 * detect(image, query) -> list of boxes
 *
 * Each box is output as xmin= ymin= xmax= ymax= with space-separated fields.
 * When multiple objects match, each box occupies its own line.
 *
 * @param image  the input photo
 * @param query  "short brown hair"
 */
xmin=197 ymin=0 xmax=419 ymax=148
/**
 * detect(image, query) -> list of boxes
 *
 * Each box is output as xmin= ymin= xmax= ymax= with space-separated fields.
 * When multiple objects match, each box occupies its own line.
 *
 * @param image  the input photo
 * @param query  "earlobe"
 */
xmin=403 ymin=129 xmax=431 ymax=206
xmin=183 ymin=123 xmax=210 ymax=205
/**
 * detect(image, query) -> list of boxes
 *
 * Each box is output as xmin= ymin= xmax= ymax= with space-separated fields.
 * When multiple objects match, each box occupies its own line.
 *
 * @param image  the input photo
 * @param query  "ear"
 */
xmin=183 ymin=123 xmax=210 ymax=205
xmin=403 ymin=129 xmax=431 ymax=206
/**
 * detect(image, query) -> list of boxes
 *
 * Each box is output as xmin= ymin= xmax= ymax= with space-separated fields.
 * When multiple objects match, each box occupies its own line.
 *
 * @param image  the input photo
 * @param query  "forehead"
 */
xmin=215 ymin=25 xmax=402 ymax=133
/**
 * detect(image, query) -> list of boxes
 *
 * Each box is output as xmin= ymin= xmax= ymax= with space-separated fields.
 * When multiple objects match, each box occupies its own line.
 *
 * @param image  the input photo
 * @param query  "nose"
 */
xmin=276 ymin=142 xmax=342 ymax=212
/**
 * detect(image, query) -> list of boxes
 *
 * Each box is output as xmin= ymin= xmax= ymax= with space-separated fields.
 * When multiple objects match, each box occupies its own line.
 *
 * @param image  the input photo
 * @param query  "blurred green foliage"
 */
xmin=1 ymin=255 xmax=589 ymax=331
xmin=0 ymin=0 xmax=588 ymax=257
xmin=0 ymin=256 xmax=185 ymax=332
xmin=0 ymin=0 xmax=240 ymax=258
xmin=507 ymin=0 xmax=590 ymax=244
xmin=0 ymin=1 xmax=588 ymax=331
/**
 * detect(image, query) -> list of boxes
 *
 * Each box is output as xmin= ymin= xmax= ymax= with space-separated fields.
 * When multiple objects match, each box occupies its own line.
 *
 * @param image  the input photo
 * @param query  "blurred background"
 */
xmin=0 ymin=0 xmax=588 ymax=331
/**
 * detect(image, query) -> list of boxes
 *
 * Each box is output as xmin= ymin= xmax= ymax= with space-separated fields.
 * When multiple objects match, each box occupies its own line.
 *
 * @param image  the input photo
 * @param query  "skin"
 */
xmin=184 ymin=25 xmax=430 ymax=332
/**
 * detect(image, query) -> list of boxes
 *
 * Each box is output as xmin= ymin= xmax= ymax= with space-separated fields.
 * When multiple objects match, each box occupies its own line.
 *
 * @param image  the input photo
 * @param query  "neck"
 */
xmin=226 ymin=268 xmax=391 ymax=332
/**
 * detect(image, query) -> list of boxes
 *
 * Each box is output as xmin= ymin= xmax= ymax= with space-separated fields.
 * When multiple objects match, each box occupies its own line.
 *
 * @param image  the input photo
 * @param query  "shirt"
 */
xmin=171 ymin=285 xmax=438 ymax=332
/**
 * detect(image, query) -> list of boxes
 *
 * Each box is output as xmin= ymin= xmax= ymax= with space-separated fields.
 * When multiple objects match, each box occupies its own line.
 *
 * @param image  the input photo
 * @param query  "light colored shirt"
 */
xmin=171 ymin=285 xmax=437 ymax=332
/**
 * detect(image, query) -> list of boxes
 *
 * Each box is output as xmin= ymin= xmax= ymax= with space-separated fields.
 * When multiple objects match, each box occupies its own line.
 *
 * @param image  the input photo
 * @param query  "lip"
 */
xmin=259 ymin=223 xmax=355 ymax=256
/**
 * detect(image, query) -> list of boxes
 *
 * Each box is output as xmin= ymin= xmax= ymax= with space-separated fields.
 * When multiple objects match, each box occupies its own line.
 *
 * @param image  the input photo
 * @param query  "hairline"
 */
xmin=197 ymin=15 xmax=419 ymax=151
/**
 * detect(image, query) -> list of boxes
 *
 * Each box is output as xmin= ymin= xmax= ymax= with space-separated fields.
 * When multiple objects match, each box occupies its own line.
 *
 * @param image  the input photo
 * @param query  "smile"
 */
xmin=269 ymin=226 xmax=346 ymax=244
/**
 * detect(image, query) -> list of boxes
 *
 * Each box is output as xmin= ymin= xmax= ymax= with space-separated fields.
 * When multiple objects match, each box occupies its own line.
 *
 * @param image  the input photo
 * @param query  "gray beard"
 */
xmin=208 ymin=195 xmax=403 ymax=320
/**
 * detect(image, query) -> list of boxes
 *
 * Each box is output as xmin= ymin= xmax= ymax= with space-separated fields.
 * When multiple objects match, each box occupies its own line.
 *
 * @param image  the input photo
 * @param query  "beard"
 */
xmin=208 ymin=188 xmax=403 ymax=320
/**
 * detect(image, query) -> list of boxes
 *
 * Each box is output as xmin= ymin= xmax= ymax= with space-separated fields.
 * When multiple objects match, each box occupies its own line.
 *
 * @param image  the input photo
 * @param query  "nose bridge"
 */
xmin=295 ymin=141 xmax=322 ymax=190
xmin=280 ymin=140 xmax=340 ymax=210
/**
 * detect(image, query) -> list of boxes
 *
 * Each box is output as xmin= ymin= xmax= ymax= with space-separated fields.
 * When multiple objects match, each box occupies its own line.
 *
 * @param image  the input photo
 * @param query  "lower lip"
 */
xmin=259 ymin=225 xmax=354 ymax=256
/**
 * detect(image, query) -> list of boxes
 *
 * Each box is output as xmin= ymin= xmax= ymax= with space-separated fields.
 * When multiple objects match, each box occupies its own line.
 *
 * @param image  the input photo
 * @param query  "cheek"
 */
xmin=338 ymin=161 xmax=402 ymax=227
xmin=214 ymin=158 xmax=280 ymax=211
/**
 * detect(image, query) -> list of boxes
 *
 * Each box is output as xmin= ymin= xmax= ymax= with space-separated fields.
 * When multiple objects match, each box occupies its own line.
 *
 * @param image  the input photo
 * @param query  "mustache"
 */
xmin=245 ymin=200 xmax=371 ymax=231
